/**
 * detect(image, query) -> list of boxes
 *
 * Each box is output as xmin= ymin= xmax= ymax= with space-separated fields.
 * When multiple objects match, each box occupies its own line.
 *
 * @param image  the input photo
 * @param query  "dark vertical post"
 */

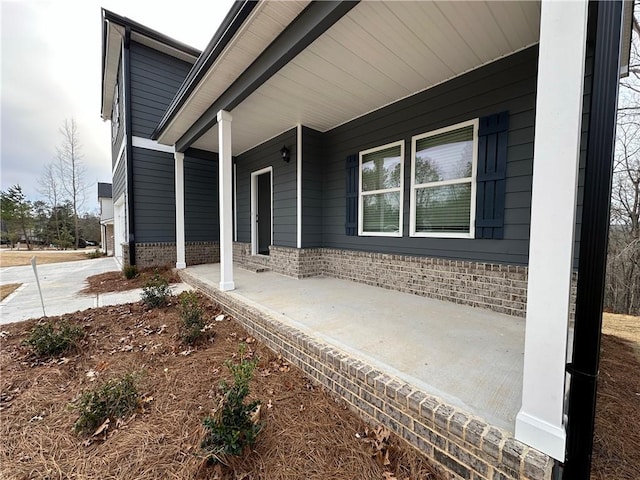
xmin=564 ymin=1 xmax=623 ymax=478
xmin=123 ymin=26 xmax=136 ymax=265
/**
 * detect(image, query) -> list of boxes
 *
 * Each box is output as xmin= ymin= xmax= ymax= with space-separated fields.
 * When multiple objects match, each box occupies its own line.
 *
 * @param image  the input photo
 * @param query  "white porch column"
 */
xmin=174 ymin=151 xmax=186 ymax=269
xmin=515 ymin=0 xmax=588 ymax=461
xmin=217 ymin=110 xmax=235 ymax=291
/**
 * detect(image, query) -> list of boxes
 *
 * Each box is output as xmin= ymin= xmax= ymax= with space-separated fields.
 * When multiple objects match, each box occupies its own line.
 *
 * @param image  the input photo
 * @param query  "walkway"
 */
xmin=0 ymin=257 xmax=190 ymax=324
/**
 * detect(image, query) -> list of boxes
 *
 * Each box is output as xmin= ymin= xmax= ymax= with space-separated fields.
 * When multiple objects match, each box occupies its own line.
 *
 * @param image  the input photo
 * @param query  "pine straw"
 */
xmin=591 ymin=333 xmax=640 ymax=480
xmin=0 ymin=296 xmax=442 ymax=480
xmin=80 ymin=267 xmax=182 ymax=295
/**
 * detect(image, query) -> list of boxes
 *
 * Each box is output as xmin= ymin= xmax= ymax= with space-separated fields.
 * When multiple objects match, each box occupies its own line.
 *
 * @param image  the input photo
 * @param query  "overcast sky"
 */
xmin=1 ymin=0 xmax=234 ymax=211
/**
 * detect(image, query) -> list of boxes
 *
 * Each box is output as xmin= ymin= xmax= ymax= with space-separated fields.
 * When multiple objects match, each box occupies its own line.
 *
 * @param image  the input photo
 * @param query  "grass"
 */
xmin=602 ymin=312 xmax=640 ymax=350
xmin=0 ymin=249 xmax=97 ymax=267
xmin=0 ymin=283 xmax=21 ymax=301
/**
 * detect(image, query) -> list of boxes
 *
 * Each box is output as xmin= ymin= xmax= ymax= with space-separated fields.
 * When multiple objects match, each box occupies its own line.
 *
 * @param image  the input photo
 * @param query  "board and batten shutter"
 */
xmin=345 ymin=154 xmax=358 ymax=236
xmin=475 ymin=112 xmax=509 ymax=239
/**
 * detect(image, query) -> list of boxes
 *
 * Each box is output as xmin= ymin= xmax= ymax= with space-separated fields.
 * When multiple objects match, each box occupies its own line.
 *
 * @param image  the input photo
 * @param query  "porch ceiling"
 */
xmin=184 ymin=1 xmax=541 ymax=154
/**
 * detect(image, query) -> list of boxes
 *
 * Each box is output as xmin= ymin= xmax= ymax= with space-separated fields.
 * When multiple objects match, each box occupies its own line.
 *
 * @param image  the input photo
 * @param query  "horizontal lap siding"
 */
xmin=322 ymin=46 xmax=538 ymax=265
xmin=235 ymin=129 xmax=298 ymax=248
xmin=184 ymin=152 xmax=219 ymax=242
xmin=129 ymin=42 xmax=192 ymax=138
xmin=113 ymin=154 xmax=127 ymax=202
xmin=132 ymin=147 xmax=175 ymax=242
xmin=302 ymin=127 xmax=323 ymax=247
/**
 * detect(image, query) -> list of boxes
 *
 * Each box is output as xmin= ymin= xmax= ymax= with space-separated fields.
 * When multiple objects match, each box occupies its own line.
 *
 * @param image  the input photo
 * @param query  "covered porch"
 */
xmin=154 ymin=0 xmax=631 ymax=476
xmin=179 ymin=263 xmax=554 ymax=477
xmin=184 ymin=263 xmax=525 ymax=432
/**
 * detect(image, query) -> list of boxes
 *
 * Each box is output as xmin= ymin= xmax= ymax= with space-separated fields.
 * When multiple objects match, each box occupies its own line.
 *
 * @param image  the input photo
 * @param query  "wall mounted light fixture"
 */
xmin=280 ymin=145 xmax=290 ymax=163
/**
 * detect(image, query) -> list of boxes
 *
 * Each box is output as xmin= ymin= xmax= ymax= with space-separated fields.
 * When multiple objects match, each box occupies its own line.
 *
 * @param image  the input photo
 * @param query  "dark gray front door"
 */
xmin=257 ymin=172 xmax=271 ymax=255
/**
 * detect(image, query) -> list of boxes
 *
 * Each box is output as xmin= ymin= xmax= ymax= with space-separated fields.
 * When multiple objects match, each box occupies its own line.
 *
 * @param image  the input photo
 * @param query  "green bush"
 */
xmin=123 ymin=264 xmax=137 ymax=280
xmin=178 ymin=291 xmax=206 ymax=345
xmin=86 ymin=250 xmax=105 ymax=259
xmin=74 ymin=373 xmax=139 ymax=434
xmin=201 ymin=350 xmax=261 ymax=461
xmin=24 ymin=319 xmax=84 ymax=357
xmin=141 ymin=273 xmax=171 ymax=308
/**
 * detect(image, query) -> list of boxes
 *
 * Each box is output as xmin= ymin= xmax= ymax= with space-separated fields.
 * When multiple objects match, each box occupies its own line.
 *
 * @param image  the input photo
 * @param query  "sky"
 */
xmin=1 ymin=0 xmax=234 ymax=212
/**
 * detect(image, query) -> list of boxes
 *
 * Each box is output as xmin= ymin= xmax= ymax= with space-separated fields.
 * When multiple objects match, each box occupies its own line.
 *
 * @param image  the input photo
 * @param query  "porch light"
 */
xmin=280 ymin=145 xmax=290 ymax=162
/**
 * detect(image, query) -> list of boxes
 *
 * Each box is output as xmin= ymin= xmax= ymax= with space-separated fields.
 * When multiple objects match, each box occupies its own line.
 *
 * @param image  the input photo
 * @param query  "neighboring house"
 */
xmin=100 ymin=1 xmax=634 ymax=477
xmin=98 ymin=182 xmax=114 ymax=256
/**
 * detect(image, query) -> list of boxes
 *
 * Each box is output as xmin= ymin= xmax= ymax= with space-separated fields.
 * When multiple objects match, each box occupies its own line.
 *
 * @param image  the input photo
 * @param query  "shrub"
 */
xmin=24 ymin=319 xmax=84 ymax=357
xmin=201 ymin=349 xmax=261 ymax=461
xmin=178 ymin=291 xmax=206 ymax=345
xmin=141 ymin=272 xmax=171 ymax=308
xmin=74 ymin=373 xmax=139 ymax=434
xmin=86 ymin=250 xmax=105 ymax=259
xmin=123 ymin=264 xmax=137 ymax=279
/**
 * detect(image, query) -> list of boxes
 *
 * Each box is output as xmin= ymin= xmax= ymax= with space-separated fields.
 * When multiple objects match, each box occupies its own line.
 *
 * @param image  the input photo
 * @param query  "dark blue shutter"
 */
xmin=345 ymin=154 xmax=358 ymax=236
xmin=476 ymin=112 xmax=509 ymax=239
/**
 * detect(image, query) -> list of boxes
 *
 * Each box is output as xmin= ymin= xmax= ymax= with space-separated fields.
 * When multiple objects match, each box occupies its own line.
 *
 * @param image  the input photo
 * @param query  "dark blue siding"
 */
xmin=184 ymin=151 xmax=219 ymax=242
xmin=301 ymin=127 xmax=323 ymax=247
xmin=235 ymin=129 xmax=298 ymax=248
xmin=129 ymin=42 xmax=192 ymax=138
xmin=112 ymin=153 xmax=127 ymax=202
xmin=131 ymin=147 xmax=175 ymax=242
xmin=320 ymin=46 xmax=541 ymax=265
xmin=318 ymin=45 xmax=590 ymax=266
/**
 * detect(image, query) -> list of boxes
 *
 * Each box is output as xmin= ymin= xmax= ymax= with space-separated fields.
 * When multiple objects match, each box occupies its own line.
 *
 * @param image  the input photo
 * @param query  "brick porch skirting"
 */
xmin=179 ymin=268 xmax=555 ymax=480
xmin=232 ymin=244 xmax=580 ymax=319
xmin=122 ymin=241 xmax=220 ymax=268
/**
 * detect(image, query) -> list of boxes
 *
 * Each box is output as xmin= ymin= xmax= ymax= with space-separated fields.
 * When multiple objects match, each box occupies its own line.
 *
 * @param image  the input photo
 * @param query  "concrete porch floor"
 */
xmin=183 ymin=263 xmax=525 ymax=432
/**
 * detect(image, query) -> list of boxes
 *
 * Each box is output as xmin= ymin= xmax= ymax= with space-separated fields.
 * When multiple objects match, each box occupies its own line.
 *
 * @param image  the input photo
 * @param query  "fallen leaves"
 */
xmin=358 ymin=425 xmax=403 ymax=479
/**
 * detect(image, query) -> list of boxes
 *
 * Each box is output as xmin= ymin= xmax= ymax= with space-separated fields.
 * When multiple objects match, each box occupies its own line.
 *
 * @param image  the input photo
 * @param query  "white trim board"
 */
xmin=132 ymin=136 xmax=176 ymax=153
xmin=250 ymin=166 xmax=274 ymax=256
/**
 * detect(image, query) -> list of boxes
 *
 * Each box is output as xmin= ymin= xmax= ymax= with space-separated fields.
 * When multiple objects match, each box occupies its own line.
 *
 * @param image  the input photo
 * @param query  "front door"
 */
xmin=251 ymin=167 xmax=272 ymax=256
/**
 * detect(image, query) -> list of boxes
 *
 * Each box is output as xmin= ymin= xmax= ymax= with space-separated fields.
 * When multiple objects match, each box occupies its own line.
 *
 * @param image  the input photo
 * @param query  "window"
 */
xmin=359 ymin=141 xmax=404 ymax=236
xmin=410 ymin=119 xmax=478 ymax=238
xmin=111 ymin=84 xmax=120 ymax=142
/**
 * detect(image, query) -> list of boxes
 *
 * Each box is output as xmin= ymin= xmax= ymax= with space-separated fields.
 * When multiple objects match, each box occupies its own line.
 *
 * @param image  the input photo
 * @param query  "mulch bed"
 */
xmin=81 ymin=267 xmax=181 ymax=294
xmin=0 ymin=294 xmax=442 ymax=480
xmin=591 ymin=333 xmax=640 ymax=480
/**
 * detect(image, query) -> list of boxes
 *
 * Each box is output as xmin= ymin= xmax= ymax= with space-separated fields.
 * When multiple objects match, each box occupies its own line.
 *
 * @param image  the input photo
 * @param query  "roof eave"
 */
xmin=100 ymin=8 xmax=202 ymax=121
xmin=619 ymin=0 xmax=634 ymax=78
xmin=152 ymin=0 xmax=259 ymax=141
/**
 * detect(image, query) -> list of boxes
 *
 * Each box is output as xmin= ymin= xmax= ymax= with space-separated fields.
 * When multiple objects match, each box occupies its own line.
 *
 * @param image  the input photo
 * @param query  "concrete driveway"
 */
xmin=0 ymin=257 xmax=121 ymax=324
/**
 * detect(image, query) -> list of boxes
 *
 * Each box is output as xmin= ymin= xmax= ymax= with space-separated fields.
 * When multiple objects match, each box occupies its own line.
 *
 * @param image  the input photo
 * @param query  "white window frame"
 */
xmin=409 ymin=119 xmax=479 ymax=239
xmin=358 ymin=140 xmax=404 ymax=237
xmin=111 ymin=83 xmax=120 ymax=143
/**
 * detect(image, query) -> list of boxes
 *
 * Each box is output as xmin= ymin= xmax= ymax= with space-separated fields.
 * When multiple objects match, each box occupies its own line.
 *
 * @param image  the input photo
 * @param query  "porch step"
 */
xmin=241 ymin=264 xmax=271 ymax=273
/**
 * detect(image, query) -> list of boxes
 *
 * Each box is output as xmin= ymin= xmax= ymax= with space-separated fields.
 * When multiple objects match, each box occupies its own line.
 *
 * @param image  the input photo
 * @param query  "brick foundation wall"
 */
xmin=230 ymin=244 xmax=579 ymax=319
xmin=179 ymin=268 xmax=554 ymax=480
xmin=320 ymin=249 xmax=529 ymax=317
xmin=123 ymin=242 xmax=220 ymax=268
xmin=186 ymin=241 xmax=220 ymax=266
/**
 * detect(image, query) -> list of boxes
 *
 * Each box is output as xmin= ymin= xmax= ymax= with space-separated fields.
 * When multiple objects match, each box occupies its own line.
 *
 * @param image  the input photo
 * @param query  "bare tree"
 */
xmin=38 ymin=162 xmax=63 ymax=245
xmin=56 ymin=118 xmax=86 ymax=249
xmin=605 ymin=3 xmax=640 ymax=315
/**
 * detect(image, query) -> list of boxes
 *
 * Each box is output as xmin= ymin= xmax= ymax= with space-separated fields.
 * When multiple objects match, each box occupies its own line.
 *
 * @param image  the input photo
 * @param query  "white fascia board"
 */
xmin=155 ymin=2 xmax=270 ymax=146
